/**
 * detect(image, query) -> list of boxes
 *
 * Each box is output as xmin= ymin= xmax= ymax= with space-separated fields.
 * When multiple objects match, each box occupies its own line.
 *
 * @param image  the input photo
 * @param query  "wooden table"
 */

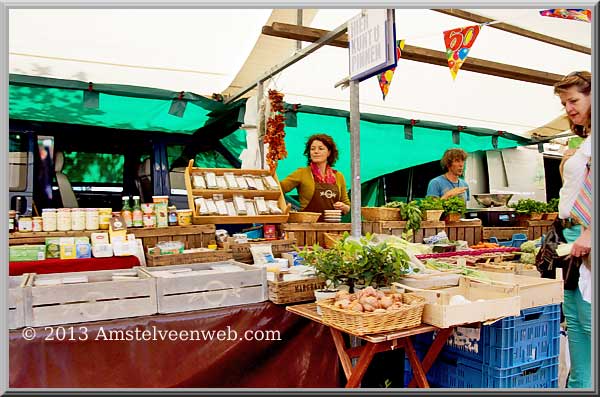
xmin=281 ymin=223 xmax=351 ymax=247
xmin=287 ymin=303 xmax=453 ymax=388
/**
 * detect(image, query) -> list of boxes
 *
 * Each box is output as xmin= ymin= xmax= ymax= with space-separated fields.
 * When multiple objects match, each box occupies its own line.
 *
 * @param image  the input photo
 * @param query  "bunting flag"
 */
xmin=443 ymin=25 xmax=482 ymax=80
xmin=376 ymin=40 xmax=405 ymax=100
xmin=539 ymin=9 xmax=592 ymax=23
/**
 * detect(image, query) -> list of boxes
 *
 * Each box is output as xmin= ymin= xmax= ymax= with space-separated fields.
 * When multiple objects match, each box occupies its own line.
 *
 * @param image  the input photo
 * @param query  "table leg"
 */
xmin=329 ymin=328 xmax=353 ymax=381
xmin=407 ymin=327 xmax=454 ymax=388
xmin=404 ymin=337 xmax=430 ymax=388
xmin=345 ymin=342 xmax=378 ymax=388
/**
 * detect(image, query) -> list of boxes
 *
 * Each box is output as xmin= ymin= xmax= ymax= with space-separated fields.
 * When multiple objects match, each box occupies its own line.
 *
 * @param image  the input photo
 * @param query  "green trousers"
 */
xmin=563 ymin=225 xmax=592 ymax=388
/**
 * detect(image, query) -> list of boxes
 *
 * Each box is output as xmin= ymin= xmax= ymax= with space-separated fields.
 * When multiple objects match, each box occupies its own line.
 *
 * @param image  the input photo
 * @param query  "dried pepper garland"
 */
xmin=264 ymin=89 xmax=288 ymax=173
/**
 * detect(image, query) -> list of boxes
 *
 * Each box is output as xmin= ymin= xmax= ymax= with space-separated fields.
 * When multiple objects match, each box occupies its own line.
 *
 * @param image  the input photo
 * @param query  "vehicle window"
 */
xmin=61 ymin=151 xmax=124 ymax=188
xmin=9 ymin=132 xmax=29 ymax=191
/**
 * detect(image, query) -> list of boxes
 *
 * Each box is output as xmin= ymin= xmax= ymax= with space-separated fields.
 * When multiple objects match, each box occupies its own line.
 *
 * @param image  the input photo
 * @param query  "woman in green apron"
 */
xmin=280 ymin=134 xmax=350 ymax=221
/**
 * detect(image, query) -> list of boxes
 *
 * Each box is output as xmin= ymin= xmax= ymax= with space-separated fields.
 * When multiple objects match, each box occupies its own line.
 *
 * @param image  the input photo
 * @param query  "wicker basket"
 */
xmin=361 ymin=207 xmax=401 ymax=221
xmin=542 ymin=212 xmax=558 ymax=221
xmin=530 ymin=212 xmax=543 ymax=221
xmin=287 ymin=211 xmax=321 ymax=223
xmin=268 ymin=276 xmax=326 ymax=304
xmin=323 ymin=232 xmax=344 ymax=248
xmin=445 ymin=212 xmax=461 ymax=222
xmin=424 ymin=209 xmax=444 ymax=222
xmin=317 ymin=293 xmax=426 ymax=335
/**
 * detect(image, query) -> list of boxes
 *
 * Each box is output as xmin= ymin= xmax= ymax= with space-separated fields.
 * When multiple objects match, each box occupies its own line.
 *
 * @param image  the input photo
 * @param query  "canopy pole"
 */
xmin=349 ymin=79 xmax=361 ymax=238
xmin=296 ymin=9 xmax=303 ymax=51
xmin=257 ymin=81 xmax=265 ymax=169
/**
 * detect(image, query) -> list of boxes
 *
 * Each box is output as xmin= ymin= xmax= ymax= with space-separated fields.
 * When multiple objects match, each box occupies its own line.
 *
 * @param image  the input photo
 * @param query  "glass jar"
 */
xmin=71 ymin=208 xmax=86 ymax=231
xmin=18 ymin=216 xmax=33 ymax=233
xmin=56 ymin=208 xmax=72 ymax=231
xmin=85 ymin=208 xmax=99 ymax=230
xmin=98 ymin=208 xmax=112 ymax=230
xmin=42 ymin=208 xmax=57 ymax=232
xmin=32 ymin=216 xmax=43 ymax=232
xmin=168 ymin=206 xmax=178 ymax=226
xmin=9 ymin=210 xmax=17 ymax=233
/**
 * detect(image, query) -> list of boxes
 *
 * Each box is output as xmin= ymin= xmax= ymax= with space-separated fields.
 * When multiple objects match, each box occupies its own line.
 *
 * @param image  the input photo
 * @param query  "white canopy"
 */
xmin=9 ymin=7 xmax=593 ymax=136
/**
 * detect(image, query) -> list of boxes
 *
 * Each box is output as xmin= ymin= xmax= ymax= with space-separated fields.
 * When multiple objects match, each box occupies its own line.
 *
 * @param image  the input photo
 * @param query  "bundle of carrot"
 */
xmin=469 ymin=242 xmax=501 ymax=249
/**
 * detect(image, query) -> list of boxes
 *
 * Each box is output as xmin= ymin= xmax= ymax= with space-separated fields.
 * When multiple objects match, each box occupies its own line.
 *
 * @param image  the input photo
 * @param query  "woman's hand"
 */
xmin=333 ymin=201 xmax=350 ymax=214
xmin=571 ymin=227 xmax=591 ymax=257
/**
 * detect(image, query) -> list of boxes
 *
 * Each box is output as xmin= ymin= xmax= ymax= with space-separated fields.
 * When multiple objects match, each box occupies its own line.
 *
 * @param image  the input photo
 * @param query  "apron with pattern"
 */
xmin=303 ymin=180 xmax=340 ymax=222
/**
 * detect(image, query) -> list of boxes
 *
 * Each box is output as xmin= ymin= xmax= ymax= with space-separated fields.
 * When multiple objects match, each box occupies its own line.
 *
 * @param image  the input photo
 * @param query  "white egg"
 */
xmin=449 ymin=294 xmax=468 ymax=305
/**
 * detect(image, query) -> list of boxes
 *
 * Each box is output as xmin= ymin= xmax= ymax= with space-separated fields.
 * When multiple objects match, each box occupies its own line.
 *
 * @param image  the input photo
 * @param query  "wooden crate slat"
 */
xmin=158 ymin=286 xmax=266 ymax=314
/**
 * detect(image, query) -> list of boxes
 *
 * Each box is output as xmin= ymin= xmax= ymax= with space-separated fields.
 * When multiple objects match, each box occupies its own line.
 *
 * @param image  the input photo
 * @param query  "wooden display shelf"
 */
xmin=184 ymin=160 xmax=290 ymax=225
xmin=518 ymin=219 xmax=553 ymax=240
xmin=361 ymin=221 xmax=445 ymax=244
xmin=445 ymin=220 xmax=483 ymax=246
xmin=281 ymin=223 xmax=352 ymax=247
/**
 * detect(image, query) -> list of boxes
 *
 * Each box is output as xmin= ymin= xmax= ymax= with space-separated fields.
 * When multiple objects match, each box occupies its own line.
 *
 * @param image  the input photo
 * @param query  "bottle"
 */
xmin=121 ymin=196 xmax=133 ymax=227
xmin=168 ymin=205 xmax=178 ymax=226
xmin=131 ymin=195 xmax=143 ymax=228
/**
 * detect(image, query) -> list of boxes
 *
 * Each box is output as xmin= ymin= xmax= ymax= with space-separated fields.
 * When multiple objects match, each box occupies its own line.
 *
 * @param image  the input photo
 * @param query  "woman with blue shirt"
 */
xmin=426 ymin=148 xmax=470 ymax=201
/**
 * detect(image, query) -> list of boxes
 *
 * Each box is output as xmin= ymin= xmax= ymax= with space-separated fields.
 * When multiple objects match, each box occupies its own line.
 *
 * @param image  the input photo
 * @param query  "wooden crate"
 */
xmin=268 ymin=276 xmax=326 ymax=304
xmin=518 ymin=220 xmax=554 ymax=240
xmin=146 ymin=249 xmax=233 ymax=267
xmin=230 ymin=239 xmax=296 ymax=263
xmin=445 ymin=220 xmax=483 ymax=246
xmin=140 ymin=260 xmax=267 ymax=314
xmin=280 ymin=223 xmax=351 ymax=247
xmin=184 ymin=160 xmax=289 ymax=224
xmin=482 ymin=227 xmax=529 ymax=242
xmin=477 ymin=271 xmax=563 ymax=310
xmin=24 ymin=268 xmax=157 ymax=327
xmin=393 ymin=277 xmax=521 ymax=328
xmin=361 ymin=221 xmax=445 ymax=243
xmin=9 ymin=274 xmax=29 ymax=329
xmin=9 ymin=225 xmax=216 ymax=250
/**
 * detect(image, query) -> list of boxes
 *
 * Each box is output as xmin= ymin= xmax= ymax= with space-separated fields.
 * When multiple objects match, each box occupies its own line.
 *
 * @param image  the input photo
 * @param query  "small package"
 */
xmin=74 ymin=236 xmax=90 ymax=245
xmin=245 ymin=200 xmax=258 ymax=216
xmin=224 ymin=172 xmax=238 ymax=189
xmin=263 ymin=175 xmax=280 ymax=190
xmin=91 ymin=232 xmax=110 ymax=246
xmin=113 ymin=240 xmax=137 ymax=256
xmin=60 ymin=244 xmax=77 ymax=260
xmin=92 ymin=243 xmax=114 ymax=258
xmin=249 ymin=243 xmax=275 ymax=265
xmin=76 ymin=243 xmax=92 ymax=259
xmin=254 ymin=176 xmax=266 ymax=191
xmin=215 ymin=199 xmax=228 ymax=216
xmin=245 ymin=175 xmax=258 ymax=190
xmin=233 ymin=194 xmax=247 ymax=215
xmin=225 ymin=200 xmax=237 ymax=216
xmin=195 ymin=197 xmax=209 ymax=215
xmin=215 ymin=175 xmax=228 ymax=189
xmin=9 ymin=245 xmax=46 ymax=262
xmin=109 ymin=215 xmax=128 ymax=243
xmin=192 ymin=174 xmax=207 ymax=189
xmin=205 ymin=199 xmax=219 ymax=215
xmin=236 ymin=175 xmax=249 ymax=189
xmin=45 ymin=237 xmax=61 ymax=259
xmin=204 ymin=172 xmax=218 ymax=189
xmin=60 ymin=237 xmax=75 ymax=246
xmin=267 ymin=200 xmax=283 ymax=215
xmin=254 ymin=196 xmax=269 ymax=215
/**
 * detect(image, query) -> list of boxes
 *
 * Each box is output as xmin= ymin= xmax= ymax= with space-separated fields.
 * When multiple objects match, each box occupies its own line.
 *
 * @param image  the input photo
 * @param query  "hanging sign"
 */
xmin=376 ymin=39 xmax=405 ymax=100
xmin=443 ymin=24 xmax=482 ymax=80
xmin=539 ymin=9 xmax=592 ymax=22
xmin=349 ymin=9 xmax=397 ymax=82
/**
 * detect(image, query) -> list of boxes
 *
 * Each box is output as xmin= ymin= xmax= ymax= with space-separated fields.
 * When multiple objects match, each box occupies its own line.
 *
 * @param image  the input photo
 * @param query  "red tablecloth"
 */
xmin=9 ymin=256 xmax=140 ymax=276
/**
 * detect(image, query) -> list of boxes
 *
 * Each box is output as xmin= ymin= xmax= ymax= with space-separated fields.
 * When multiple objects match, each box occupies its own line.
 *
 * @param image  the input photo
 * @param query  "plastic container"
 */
xmin=42 ymin=208 xmax=57 ymax=232
xmin=71 ymin=209 xmax=86 ymax=231
xmin=143 ymin=213 xmax=156 ymax=228
xmin=32 ymin=217 xmax=43 ymax=232
xmin=414 ymin=304 xmax=561 ymax=369
xmin=152 ymin=196 xmax=169 ymax=204
xmin=85 ymin=208 xmax=99 ymax=230
xmin=168 ymin=206 xmax=178 ymax=226
xmin=98 ymin=208 xmax=112 ymax=230
xmin=56 ymin=208 xmax=72 ymax=231
xmin=141 ymin=203 xmax=155 ymax=214
xmin=176 ymin=209 xmax=193 ymax=226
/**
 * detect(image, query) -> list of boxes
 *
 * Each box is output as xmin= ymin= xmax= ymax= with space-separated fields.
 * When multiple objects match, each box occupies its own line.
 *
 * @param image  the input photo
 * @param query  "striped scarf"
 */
xmin=571 ymin=161 xmax=592 ymax=228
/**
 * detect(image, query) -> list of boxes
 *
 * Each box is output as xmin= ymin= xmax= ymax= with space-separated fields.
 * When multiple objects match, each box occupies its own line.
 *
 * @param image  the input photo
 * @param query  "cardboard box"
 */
xmin=9 ymin=245 xmax=46 ymax=262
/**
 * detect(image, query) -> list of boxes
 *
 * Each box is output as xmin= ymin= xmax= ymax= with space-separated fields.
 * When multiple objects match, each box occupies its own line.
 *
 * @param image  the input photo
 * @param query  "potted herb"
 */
xmin=441 ymin=196 xmax=466 ymax=222
xmin=417 ymin=196 xmax=444 ymax=222
xmin=512 ymin=199 xmax=546 ymax=221
xmin=543 ymin=198 xmax=559 ymax=220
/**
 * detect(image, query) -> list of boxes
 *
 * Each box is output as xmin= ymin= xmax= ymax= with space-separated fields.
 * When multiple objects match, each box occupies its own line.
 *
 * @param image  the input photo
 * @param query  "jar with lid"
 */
xmin=32 ymin=216 xmax=43 ymax=232
xmin=18 ymin=216 xmax=33 ymax=233
xmin=71 ymin=208 xmax=86 ymax=231
xmin=98 ymin=208 xmax=112 ymax=230
xmin=85 ymin=208 xmax=99 ymax=230
xmin=42 ymin=208 xmax=57 ymax=231
xmin=57 ymin=208 xmax=72 ymax=231
xmin=168 ymin=206 xmax=178 ymax=226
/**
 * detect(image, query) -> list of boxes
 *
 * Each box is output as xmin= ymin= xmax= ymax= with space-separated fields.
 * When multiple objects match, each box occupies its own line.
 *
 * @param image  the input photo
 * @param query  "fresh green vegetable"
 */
xmin=417 ymin=196 xmax=444 ymax=211
xmin=520 ymin=253 xmax=536 ymax=264
xmin=510 ymin=199 xmax=547 ymax=214
xmin=441 ymin=196 xmax=466 ymax=215
xmin=384 ymin=201 xmax=422 ymax=233
xmin=546 ymin=198 xmax=559 ymax=213
xmin=520 ymin=241 xmax=537 ymax=253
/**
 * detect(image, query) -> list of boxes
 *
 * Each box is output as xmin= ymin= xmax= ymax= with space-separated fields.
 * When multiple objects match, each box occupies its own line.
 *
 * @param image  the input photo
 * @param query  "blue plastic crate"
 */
xmin=412 ymin=304 xmax=561 ymax=368
xmin=405 ymin=350 xmax=559 ymax=388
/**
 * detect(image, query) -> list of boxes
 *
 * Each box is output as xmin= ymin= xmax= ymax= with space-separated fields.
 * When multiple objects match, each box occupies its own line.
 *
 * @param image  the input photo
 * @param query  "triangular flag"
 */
xmin=443 ymin=25 xmax=482 ymax=80
xmin=376 ymin=40 xmax=405 ymax=100
xmin=539 ymin=9 xmax=591 ymax=23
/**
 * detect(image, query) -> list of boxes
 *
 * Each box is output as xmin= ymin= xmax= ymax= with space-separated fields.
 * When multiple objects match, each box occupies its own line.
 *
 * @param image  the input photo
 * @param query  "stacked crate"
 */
xmin=404 ymin=304 xmax=561 ymax=388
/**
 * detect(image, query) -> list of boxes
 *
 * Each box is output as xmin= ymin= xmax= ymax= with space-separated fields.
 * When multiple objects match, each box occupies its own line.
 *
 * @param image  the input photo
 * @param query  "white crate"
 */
xmin=140 ymin=260 xmax=267 ymax=314
xmin=9 ymin=274 xmax=29 ymax=329
xmin=394 ymin=277 xmax=521 ymax=328
xmin=25 ymin=268 xmax=157 ymax=327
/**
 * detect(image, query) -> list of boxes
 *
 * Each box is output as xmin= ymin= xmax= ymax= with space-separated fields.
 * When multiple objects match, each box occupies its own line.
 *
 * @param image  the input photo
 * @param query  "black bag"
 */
xmin=535 ymin=218 xmax=581 ymax=290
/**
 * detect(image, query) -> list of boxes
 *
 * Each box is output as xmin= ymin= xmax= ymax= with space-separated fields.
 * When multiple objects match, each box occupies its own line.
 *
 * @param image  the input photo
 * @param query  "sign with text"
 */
xmin=348 ymin=9 xmax=397 ymax=82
